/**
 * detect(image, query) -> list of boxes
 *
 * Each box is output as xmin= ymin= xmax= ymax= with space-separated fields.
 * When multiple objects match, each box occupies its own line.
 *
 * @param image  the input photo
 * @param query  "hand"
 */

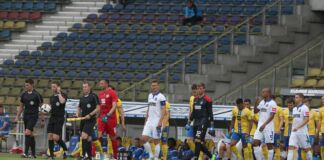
xmin=275 ymin=131 xmax=280 ymax=134
xmin=259 ymin=124 xmax=266 ymax=132
xmin=101 ymin=113 xmax=111 ymax=123
xmin=185 ymin=123 xmax=191 ymax=130
xmin=208 ymin=127 xmax=215 ymax=137
xmin=57 ymin=87 xmax=61 ymax=94
xmin=122 ymin=124 xmax=127 ymax=133
xmin=157 ymin=121 xmax=162 ymax=128
xmin=40 ymin=120 xmax=45 ymax=128
xmin=85 ymin=114 xmax=91 ymax=120
xmin=293 ymin=128 xmax=298 ymax=132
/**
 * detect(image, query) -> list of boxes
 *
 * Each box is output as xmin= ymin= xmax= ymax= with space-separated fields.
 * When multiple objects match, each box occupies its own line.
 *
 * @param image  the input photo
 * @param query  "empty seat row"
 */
xmin=129 ymin=0 xmax=304 ymax=5
xmin=291 ymin=78 xmax=324 ymax=88
xmin=0 ymin=2 xmax=56 ymax=12
xmin=70 ymin=23 xmax=261 ymax=34
xmin=0 ymin=11 xmax=42 ymax=21
xmin=0 ymin=30 xmax=10 ymax=41
xmin=99 ymin=3 xmax=294 ymax=14
xmin=0 ymin=21 xmax=26 ymax=31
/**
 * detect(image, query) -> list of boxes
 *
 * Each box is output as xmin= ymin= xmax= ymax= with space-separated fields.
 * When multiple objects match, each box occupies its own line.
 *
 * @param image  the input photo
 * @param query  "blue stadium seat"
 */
xmin=136 ymin=73 xmax=146 ymax=80
xmin=124 ymin=73 xmax=135 ymax=80
xmin=102 ymin=72 xmax=111 ymax=79
xmin=52 ymin=41 xmax=63 ymax=50
xmin=89 ymin=33 xmax=101 ymax=41
xmin=122 ymin=43 xmax=133 ymax=50
xmin=67 ymin=71 xmax=77 ymax=78
xmin=19 ymin=50 xmax=30 ymax=57
xmin=183 ymin=44 xmax=194 ymax=52
xmin=185 ymin=35 xmax=197 ymax=43
xmin=41 ymin=42 xmax=52 ymax=50
xmin=94 ymin=62 xmax=104 ymax=68
xmin=79 ymin=32 xmax=90 ymax=41
xmin=128 ymin=63 xmax=139 ymax=70
xmin=179 ymin=26 xmax=189 ymax=32
xmin=86 ymin=42 xmax=97 ymax=50
xmin=67 ymin=32 xmax=79 ymax=41
xmin=143 ymin=24 xmax=153 ymax=32
xmin=98 ymin=53 xmax=109 ymax=59
xmin=98 ymin=43 xmax=109 ymax=50
xmin=75 ymin=42 xmax=86 ymax=50
xmin=120 ymin=14 xmax=131 ymax=21
xmin=23 ymin=2 xmax=34 ymax=10
xmin=137 ymin=34 xmax=149 ymax=41
xmin=98 ymin=14 xmax=108 ymax=22
xmin=158 ymin=44 xmax=169 ymax=52
xmin=111 ymin=43 xmax=121 ymax=50
xmin=154 ymin=54 xmax=166 ymax=62
xmin=89 ymin=71 xmax=99 ymax=78
xmin=84 ymin=23 xmax=95 ymax=30
xmin=34 ymin=2 xmax=45 ymax=11
xmin=143 ymin=15 xmax=155 ymax=23
xmin=101 ymin=4 xmax=112 ymax=12
xmin=37 ymin=60 xmax=47 ymax=67
xmin=95 ymin=23 xmax=105 ymax=30
xmin=120 ymin=53 xmax=131 ymax=60
xmin=82 ymin=61 xmax=92 ymax=68
xmin=147 ymin=5 xmax=158 ymax=13
xmin=105 ymin=63 xmax=116 ymax=70
xmin=55 ymin=70 xmax=65 ymax=77
xmin=44 ymin=70 xmax=53 ymax=77
xmin=33 ymin=70 xmax=42 ymax=77
xmin=232 ymin=6 xmax=243 ymax=14
xmin=3 ymin=59 xmax=15 ymax=65
xmin=116 ymin=63 xmax=127 ymax=70
xmin=31 ymin=50 xmax=41 ymax=57
xmin=132 ymin=54 xmax=144 ymax=61
xmin=191 ymin=25 xmax=201 ymax=32
xmin=152 ymin=64 xmax=163 ymax=70
xmin=48 ymin=60 xmax=58 ymax=68
xmin=0 ymin=2 xmax=12 ymax=10
xmin=11 ymin=69 xmax=20 ymax=76
xmin=126 ymin=34 xmax=137 ymax=42
xmin=130 ymin=24 xmax=140 ymax=30
xmin=26 ymin=59 xmax=36 ymax=66
xmin=13 ymin=2 xmax=23 ymax=10
xmin=161 ymin=35 xmax=172 ymax=43
xmin=144 ymin=54 xmax=154 ymax=61
xmin=107 ymin=23 xmax=117 ymax=30
xmin=71 ymin=61 xmax=81 ymax=68
xmin=42 ymin=50 xmax=51 ymax=57
xmin=56 ymin=32 xmax=68 ymax=41
xmin=119 ymin=24 xmax=129 ymax=31
xmin=71 ymin=23 xmax=82 ymax=31
xmin=149 ymin=35 xmax=160 ymax=42
xmin=140 ymin=63 xmax=150 ymax=70
xmin=157 ymin=15 xmax=168 ymax=23
xmin=45 ymin=2 xmax=56 ymax=12
xmin=59 ymin=61 xmax=70 ymax=68
xmin=113 ymin=73 xmax=123 ymax=79
xmin=167 ymin=54 xmax=178 ymax=62
xmin=79 ymin=71 xmax=88 ymax=78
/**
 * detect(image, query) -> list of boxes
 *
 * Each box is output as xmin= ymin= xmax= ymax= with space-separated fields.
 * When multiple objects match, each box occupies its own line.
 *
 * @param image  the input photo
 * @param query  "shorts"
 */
xmin=321 ymin=133 xmax=324 ymax=146
xmin=193 ymin=124 xmax=207 ymax=141
xmin=288 ymin=132 xmax=311 ymax=149
xmin=161 ymin=126 xmax=169 ymax=143
xmin=97 ymin=118 xmax=117 ymax=137
xmin=274 ymin=133 xmax=281 ymax=147
xmin=309 ymin=135 xmax=315 ymax=145
xmin=142 ymin=122 xmax=161 ymax=139
xmin=186 ymin=125 xmax=194 ymax=138
xmin=23 ymin=115 xmax=38 ymax=131
xmin=231 ymin=132 xmax=248 ymax=145
xmin=254 ymin=128 xmax=274 ymax=144
xmin=80 ymin=119 xmax=96 ymax=136
xmin=47 ymin=117 xmax=65 ymax=135
xmin=284 ymin=136 xmax=290 ymax=148
xmin=248 ymin=135 xmax=253 ymax=144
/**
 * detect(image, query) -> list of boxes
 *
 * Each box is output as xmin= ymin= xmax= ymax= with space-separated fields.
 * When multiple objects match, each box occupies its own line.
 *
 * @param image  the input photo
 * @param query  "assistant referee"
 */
xmin=15 ymin=79 xmax=45 ymax=158
xmin=76 ymin=81 xmax=100 ymax=159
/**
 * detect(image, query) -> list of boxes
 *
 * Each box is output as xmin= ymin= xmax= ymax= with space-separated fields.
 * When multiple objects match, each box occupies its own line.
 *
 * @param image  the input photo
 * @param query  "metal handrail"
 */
xmin=218 ymin=35 xmax=324 ymax=103
xmin=119 ymin=0 xmax=287 ymax=97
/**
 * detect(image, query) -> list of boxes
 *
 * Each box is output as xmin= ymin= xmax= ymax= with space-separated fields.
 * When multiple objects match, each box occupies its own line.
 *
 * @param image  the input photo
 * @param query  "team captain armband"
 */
xmin=160 ymin=100 xmax=166 ymax=106
xmin=304 ymin=111 xmax=309 ymax=117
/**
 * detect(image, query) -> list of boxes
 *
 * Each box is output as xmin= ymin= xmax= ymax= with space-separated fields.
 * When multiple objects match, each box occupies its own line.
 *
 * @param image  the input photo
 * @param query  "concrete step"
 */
xmin=33 ymin=25 xmax=69 ymax=31
xmin=64 ymin=6 xmax=101 ymax=12
xmin=185 ymin=74 xmax=208 ymax=84
xmin=201 ymin=64 xmax=226 ymax=75
xmin=3 ymin=44 xmax=38 ymax=50
xmin=248 ymin=35 xmax=273 ymax=47
xmin=56 ymin=11 xmax=94 ymax=17
xmin=26 ymin=30 xmax=61 ymax=36
xmin=216 ymin=54 xmax=239 ymax=66
xmin=71 ymin=1 xmax=106 ymax=7
xmin=265 ymin=25 xmax=287 ymax=36
xmin=11 ymin=39 xmax=47 ymax=45
xmin=48 ymin=15 xmax=84 ymax=21
xmin=19 ymin=35 xmax=54 ymax=41
xmin=42 ymin=20 xmax=79 ymax=26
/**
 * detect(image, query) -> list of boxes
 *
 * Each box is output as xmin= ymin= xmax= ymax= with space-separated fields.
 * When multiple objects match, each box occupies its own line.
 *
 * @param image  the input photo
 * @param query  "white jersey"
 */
xmin=147 ymin=92 xmax=166 ymax=125
xmin=257 ymin=99 xmax=277 ymax=131
xmin=292 ymin=104 xmax=309 ymax=134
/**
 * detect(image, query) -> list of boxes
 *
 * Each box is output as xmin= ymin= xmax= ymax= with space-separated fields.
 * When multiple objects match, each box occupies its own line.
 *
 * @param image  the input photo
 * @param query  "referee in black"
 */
xmin=76 ymin=81 xmax=100 ymax=160
xmin=47 ymin=81 xmax=68 ymax=160
xmin=15 ymin=79 xmax=45 ymax=158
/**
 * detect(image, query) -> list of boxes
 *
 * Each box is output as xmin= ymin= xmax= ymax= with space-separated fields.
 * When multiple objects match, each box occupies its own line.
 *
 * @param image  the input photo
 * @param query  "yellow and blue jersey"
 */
xmin=232 ymin=107 xmax=252 ymax=134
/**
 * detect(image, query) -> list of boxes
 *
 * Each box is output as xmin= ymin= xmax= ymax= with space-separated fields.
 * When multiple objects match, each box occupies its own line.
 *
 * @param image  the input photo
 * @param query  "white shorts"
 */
xmin=254 ymin=128 xmax=274 ymax=144
xmin=142 ymin=123 xmax=161 ymax=139
xmin=288 ymin=132 xmax=311 ymax=149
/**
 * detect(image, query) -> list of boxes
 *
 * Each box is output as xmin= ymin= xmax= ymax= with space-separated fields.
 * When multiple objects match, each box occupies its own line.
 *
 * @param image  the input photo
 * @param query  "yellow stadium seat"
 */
xmin=0 ymin=97 xmax=4 ymax=104
xmin=3 ymin=21 xmax=14 ymax=29
xmin=72 ymin=80 xmax=83 ymax=89
xmin=311 ymin=98 xmax=321 ymax=107
xmin=135 ymin=92 xmax=147 ymax=101
xmin=3 ymin=77 xmax=15 ymax=86
xmin=61 ymin=81 xmax=72 ymax=89
xmin=110 ymin=81 xmax=118 ymax=89
xmin=37 ymin=79 xmax=50 ymax=88
xmin=121 ymin=92 xmax=133 ymax=101
xmin=0 ymin=87 xmax=10 ymax=96
xmin=0 ymin=77 xmax=4 ymax=84
xmin=0 ymin=21 xmax=3 ymax=29
xmin=43 ymin=89 xmax=52 ymax=98
xmin=317 ymin=79 xmax=324 ymax=88
xmin=275 ymin=97 xmax=283 ymax=106
xmin=4 ymin=97 xmax=17 ymax=106
xmin=9 ymin=88 xmax=22 ymax=96
xmin=15 ymin=78 xmax=26 ymax=87
xmin=303 ymin=79 xmax=317 ymax=88
xmin=307 ymin=68 xmax=321 ymax=77
xmin=140 ymin=83 xmax=150 ymax=91
xmin=160 ymin=83 xmax=166 ymax=91
xmin=68 ymin=90 xmax=79 ymax=99
xmin=291 ymin=79 xmax=305 ymax=87
xmin=320 ymin=70 xmax=324 ymax=77
xmin=14 ymin=21 xmax=26 ymax=30
xmin=119 ymin=82 xmax=130 ymax=90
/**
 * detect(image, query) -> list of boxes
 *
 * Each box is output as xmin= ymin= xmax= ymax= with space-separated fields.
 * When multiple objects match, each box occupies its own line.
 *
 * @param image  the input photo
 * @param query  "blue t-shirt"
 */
xmin=0 ymin=113 xmax=10 ymax=132
xmin=184 ymin=5 xmax=202 ymax=18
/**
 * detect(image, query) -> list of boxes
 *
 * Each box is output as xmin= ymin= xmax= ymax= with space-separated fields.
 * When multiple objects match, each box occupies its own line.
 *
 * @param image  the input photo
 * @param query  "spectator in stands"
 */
xmin=0 ymin=104 xmax=9 ymax=151
xmin=178 ymin=139 xmax=194 ymax=160
xmin=167 ymin=138 xmax=178 ymax=159
xmin=116 ymin=136 xmax=125 ymax=151
xmin=182 ymin=0 xmax=203 ymax=25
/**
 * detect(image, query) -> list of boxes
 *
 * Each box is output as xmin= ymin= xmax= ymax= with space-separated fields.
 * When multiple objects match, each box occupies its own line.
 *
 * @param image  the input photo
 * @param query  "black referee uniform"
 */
xmin=79 ymin=91 xmax=99 ymax=159
xmin=48 ymin=92 xmax=68 ymax=158
xmin=20 ymin=89 xmax=43 ymax=157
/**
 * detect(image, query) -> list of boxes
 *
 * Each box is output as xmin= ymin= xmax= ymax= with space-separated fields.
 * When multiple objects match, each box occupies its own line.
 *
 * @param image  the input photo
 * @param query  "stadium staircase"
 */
xmin=0 ymin=0 xmax=106 ymax=61
xmin=167 ymin=1 xmax=324 ymax=103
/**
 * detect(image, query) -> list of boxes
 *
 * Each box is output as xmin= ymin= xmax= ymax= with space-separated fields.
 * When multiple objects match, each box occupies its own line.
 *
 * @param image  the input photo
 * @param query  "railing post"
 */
xmin=132 ymin=84 xmax=136 ymax=101
xmin=246 ymin=20 xmax=250 ymax=45
xmin=182 ymin=59 xmax=186 ymax=83
xmin=278 ymin=0 xmax=282 ymax=25
xmin=165 ymin=67 xmax=169 ymax=96
xmin=321 ymin=40 xmax=324 ymax=69
xmin=230 ymin=29 xmax=235 ymax=54
xmin=304 ymin=48 xmax=309 ymax=77
xmin=288 ymin=60 xmax=293 ymax=87
xmin=198 ymin=49 xmax=202 ymax=74
xmin=262 ymin=11 xmax=266 ymax=36
xmin=272 ymin=68 xmax=277 ymax=95
xmin=214 ymin=40 xmax=218 ymax=64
